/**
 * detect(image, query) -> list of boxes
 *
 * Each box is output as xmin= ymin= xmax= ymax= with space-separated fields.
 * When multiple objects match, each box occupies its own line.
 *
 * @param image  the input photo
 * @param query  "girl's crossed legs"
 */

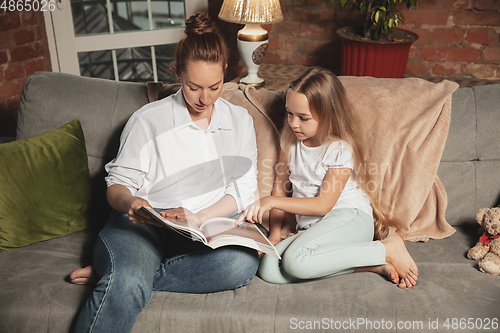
xmin=258 ymin=208 xmax=402 ymax=285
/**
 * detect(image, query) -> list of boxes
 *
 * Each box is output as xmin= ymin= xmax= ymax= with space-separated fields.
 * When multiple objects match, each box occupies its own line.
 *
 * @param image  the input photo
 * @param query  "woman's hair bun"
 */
xmin=184 ymin=12 xmax=219 ymax=36
xmin=175 ymin=12 xmax=228 ymax=73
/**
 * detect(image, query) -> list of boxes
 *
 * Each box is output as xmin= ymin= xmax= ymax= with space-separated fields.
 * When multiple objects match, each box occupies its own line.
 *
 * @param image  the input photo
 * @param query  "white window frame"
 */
xmin=44 ymin=0 xmax=207 ymax=80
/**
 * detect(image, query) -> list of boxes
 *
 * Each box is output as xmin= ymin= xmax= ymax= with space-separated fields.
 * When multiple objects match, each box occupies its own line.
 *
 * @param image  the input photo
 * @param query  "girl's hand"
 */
xmin=127 ymin=198 xmax=163 ymax=228
xmin=237 ymin=197 xmax=275 ymax=225
xmin=160 ymin=207 xmax=202 ymax=226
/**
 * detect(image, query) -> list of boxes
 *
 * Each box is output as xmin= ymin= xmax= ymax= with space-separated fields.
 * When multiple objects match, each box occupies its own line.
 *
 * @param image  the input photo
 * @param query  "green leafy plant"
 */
xmin=334 ymin=0 xmax=421 ymax=40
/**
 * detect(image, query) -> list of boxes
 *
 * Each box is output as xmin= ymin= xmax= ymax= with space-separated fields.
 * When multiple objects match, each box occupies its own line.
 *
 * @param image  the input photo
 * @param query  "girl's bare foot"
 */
xmin=381 ymin=232 xmax=419 ymax=289
xmin=70 ymin=266 xmax=99 ymax=285
xmin=354 ymin=263 xmax=399 ymax=284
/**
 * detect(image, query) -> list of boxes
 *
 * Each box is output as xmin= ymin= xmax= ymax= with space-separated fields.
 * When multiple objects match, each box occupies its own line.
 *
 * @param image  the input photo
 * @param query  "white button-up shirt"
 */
xmin=105 ymin=89 xmax=258 ymax=213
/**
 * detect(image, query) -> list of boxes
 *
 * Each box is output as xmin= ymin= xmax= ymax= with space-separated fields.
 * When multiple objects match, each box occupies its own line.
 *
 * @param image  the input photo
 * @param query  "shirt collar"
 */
xmin=173 ymin=89 xmax=194 ymax=129
xmin=173 ymin=88 xmax=233 ymax=132
xmin=209 ymin=99 xmax=233 ymax=132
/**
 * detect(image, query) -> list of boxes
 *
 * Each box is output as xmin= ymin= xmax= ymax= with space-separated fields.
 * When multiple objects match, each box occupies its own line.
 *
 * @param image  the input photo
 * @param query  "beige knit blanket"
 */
xmin=339 ymin=76 xmax=458 ymax=242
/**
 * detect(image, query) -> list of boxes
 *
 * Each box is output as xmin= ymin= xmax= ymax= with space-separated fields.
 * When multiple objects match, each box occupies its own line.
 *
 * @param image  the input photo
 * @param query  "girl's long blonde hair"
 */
xmin=280 ymin=67 xmax=393 ymax=240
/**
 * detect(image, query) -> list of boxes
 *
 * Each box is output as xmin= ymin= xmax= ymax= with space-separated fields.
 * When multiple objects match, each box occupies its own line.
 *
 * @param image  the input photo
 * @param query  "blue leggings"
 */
xmin=258 ymin=208 xmax=386 ymax=284
xmin=73 ymin=210 xmax=259 ymax=333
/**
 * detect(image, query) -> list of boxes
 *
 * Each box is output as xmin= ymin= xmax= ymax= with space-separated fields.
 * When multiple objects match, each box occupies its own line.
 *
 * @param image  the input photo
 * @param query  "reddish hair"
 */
xmin=175 ymin=13 xmax=228 ymax=74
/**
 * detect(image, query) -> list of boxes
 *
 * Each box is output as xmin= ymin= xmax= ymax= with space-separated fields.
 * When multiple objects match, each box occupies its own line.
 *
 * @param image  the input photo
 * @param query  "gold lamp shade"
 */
xmin=218 ymin=0 xmax=283 ymax=24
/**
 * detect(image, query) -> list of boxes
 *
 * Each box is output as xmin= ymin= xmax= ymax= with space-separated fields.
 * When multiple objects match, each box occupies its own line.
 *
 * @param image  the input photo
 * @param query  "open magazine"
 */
xmin=140 ymin=206 xmax=281 ymax=259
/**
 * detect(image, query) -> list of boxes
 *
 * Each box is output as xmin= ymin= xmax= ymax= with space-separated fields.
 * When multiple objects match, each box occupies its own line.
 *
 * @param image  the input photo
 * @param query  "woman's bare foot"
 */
xmin=354 ymin=263 xmax=399 ymax=284
xmin=381 ymin=232 xmax=418 ymax=289
xmin=70 ymin=266 xmax=99 ymax=285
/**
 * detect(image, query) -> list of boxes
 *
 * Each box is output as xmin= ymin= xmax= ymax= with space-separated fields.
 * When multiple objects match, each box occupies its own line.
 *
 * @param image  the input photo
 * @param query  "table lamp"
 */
xmin=218 ymin=0 xmax=283 ymax=87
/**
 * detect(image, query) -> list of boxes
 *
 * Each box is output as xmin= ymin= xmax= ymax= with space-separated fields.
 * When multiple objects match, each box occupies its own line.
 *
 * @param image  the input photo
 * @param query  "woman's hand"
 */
xmin=106 ymin=184 xmax=162 ymax=227
xmin=160 ymin=207 xmax=203 ymax=226
xmin=237 ymin=196 xmax=276 ymax=225
xmin=127 ymin=197 xmax=163 ymax=228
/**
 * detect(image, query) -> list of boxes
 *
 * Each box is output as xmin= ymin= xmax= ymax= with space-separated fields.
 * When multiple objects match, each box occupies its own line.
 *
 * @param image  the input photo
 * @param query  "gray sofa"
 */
xmin=1 ymin=71 xmax=500 ymax=333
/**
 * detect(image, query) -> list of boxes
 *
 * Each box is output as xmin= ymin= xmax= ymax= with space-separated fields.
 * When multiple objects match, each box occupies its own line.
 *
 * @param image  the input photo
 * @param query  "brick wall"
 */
xmin=403 ymin=0 xmax=500 ymax=79
xmin=262 ymin=0 xmax=360 ymax=72
xmin=0 ymin=11 xmax=51 ymax=137
xmin=210 ymin=0 xmax=500 ymax=80
xmin=1 ymin=2 xmax=497 ymax=138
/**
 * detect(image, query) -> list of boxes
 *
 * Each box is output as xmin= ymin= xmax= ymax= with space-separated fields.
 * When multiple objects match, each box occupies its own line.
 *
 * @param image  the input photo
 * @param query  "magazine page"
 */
xmin=201 ymin=220 xmax=266 ymax=243
xmin=201 ymin=219 xmax=281 ymax=259
xmin=140 ymin=208 xmax=280 ymax=258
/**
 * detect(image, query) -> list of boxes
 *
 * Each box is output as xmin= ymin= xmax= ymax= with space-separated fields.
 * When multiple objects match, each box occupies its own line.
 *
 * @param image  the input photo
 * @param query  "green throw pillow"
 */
xmin=0 ymin=119 xmax=91 ymax=252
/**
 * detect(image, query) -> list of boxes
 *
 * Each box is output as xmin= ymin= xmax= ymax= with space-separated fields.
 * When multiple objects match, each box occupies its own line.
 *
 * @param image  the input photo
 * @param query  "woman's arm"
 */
xmin=161 ymin=194 xmax=238 ymax=224
xmin=224 ymin=113 xmax=259 ymax=212
xmin=106 ymin=184 xmax=162 ymax=227
xmin=197 ymin=194 xmax=239 ymax=221
xmin=107 ymin=183 xmax=232 ymax=227
xmin=241 ymin=167 xmax=351 ymax=225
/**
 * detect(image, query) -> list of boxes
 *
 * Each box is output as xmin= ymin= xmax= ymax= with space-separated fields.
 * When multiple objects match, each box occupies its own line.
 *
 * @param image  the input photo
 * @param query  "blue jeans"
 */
xmin=73 ymin=210 xmax=259 ymax=333
xmin=258 ymin=208 xmax=386 ymax=284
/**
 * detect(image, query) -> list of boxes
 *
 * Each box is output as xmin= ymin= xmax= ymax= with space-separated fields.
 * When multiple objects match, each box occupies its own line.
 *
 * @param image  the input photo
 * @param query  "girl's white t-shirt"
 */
xmin=287 ymin=139 xmax=373 ymax=230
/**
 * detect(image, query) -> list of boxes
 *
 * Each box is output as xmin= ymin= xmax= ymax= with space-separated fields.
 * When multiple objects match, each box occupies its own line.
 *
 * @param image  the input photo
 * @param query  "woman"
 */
xmin=70 ymin=13 xmax=259 ymax=333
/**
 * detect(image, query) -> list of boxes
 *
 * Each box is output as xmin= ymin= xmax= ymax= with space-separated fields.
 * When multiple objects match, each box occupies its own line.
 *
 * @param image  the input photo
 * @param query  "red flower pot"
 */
xmin=336 ymin=27 xmax=419 ymax=78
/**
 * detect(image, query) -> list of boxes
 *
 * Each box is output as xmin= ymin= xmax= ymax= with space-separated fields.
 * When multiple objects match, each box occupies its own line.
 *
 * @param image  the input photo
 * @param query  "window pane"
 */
xmin=71 ymin=0 xmax=185 ymax=36
xmin=155 ymin=44 xmax=177 ymax=82
xmin=78 ymin=43 xmax=178 ymax=83
xmin=79 ymin=49 xmax=115 ymax=80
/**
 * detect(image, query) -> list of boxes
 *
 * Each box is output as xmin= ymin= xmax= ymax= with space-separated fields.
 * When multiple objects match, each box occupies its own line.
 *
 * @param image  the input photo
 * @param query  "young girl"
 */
xmin=70 ymin=13 xmax=259 ymax=333
xmin=238 ymin=67 xmax=418 ymax=289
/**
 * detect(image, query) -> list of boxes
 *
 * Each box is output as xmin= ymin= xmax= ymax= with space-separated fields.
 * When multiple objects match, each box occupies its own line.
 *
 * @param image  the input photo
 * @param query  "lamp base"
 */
xmin=239 ymin=76 xmax=265 ymax=88
xmin=237 ymin=24 xmax=269 ymax=87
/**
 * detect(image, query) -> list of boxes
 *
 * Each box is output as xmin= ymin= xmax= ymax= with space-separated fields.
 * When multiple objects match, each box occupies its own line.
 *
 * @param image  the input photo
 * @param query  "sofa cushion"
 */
xmin=18 ymin=72 xmax=150 ymax=228
xmin=475 ymin=84 xmax=500 ymax=161
xmin=0 ymin=119 xmax=91 ymax=251
xmin=441 ymin=87 xmax=476 ymax=162
xmin=220 ymin=83 xmax=286 ymax=202
xmin=1 ymin=227 xmax=499 ymax=333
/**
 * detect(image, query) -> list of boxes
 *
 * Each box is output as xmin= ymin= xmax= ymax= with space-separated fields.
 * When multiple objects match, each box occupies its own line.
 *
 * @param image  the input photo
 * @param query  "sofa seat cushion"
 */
xmin=0 ymin=230 xmax=97 ymax=332
xmin=0 ymin=120 xmax=91 ymax=251
xmin=0 ymin=227 xmax=499 ymax=333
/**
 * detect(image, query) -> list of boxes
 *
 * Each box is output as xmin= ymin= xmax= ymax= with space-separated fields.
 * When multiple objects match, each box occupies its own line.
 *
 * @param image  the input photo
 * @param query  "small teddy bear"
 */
xmin=467 ymin=207 xmax=500 ymax=275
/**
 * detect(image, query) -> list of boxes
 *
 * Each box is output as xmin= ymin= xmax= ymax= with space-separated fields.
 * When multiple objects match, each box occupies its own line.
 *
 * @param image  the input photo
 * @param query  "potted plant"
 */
xmin=333 ymin=0 xmax=421 ymax=78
